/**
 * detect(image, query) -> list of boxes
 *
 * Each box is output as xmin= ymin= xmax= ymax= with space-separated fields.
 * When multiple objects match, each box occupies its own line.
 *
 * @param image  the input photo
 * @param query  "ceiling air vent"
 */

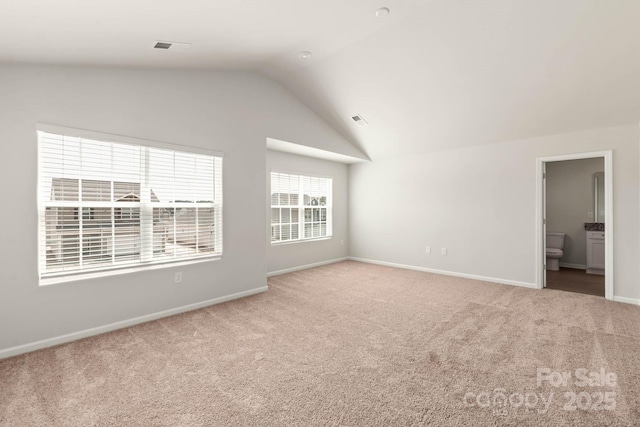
xmin=154 ymin=42 xmax=172 ymax=50
xmin=351 ymin=114 xmax=368 ymax=127
xmin=152 ymin=41 xmax=192 ymax=52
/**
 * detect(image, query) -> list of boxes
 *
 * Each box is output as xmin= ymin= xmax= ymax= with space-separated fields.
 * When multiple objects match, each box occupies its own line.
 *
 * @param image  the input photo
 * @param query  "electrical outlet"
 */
xmin=341 ymin=240 xmax=344 ymax=246
xmin=587 ymin=211 xmax=594 ymax=219
xmin=174 ymin=272 xmax=182 ymax=283
xmin=441 ymin=248 xmax=447 ymax=256
xmin=425 ymin=246 xmax=431 ymax=254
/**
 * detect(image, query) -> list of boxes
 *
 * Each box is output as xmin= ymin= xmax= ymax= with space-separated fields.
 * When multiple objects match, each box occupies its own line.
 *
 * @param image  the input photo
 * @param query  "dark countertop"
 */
xmin=584 ymin=223 xmax=605 ymax=231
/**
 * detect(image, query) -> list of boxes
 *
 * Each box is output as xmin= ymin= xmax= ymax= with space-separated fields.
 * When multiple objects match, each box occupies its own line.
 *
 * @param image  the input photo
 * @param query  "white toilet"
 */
xmin=546 ymin=232 xmax=566 ymax=271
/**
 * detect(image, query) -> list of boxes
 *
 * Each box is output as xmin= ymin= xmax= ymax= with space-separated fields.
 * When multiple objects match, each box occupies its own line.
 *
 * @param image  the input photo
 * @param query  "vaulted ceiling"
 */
xmin=3 ymin=0 xmax=640 ymax=159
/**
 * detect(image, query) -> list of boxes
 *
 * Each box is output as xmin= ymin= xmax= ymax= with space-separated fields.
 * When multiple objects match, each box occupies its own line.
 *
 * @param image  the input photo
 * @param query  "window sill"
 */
xmin=39 ymin=256 xmax=221 ymax=286
xmin=271 ymin=237 xmax=332 ymax=246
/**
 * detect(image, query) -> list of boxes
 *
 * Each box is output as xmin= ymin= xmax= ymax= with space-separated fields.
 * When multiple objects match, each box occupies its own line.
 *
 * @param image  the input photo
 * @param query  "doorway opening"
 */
xmin=535 ymin=151 xmax=613 ymax=300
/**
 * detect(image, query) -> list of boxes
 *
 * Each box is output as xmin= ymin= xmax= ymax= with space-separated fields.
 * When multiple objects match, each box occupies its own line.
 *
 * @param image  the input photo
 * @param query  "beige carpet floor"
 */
xmin=1 ymin=261 xmax=639 ymax=426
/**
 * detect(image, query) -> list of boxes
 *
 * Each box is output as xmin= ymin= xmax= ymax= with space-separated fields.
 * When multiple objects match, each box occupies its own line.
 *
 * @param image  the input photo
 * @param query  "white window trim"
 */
xmin=271 ymin=236 xmax=332 ymax=246
xmin=37 ymin=123 xmax=223 ymax=157
xmin=37 ymin=123 xmax=224 ymax=285
xmin=270 ymin=170 xmax=333 ymax=245
xmin=40 ymin=257 xmax=219 ymax=286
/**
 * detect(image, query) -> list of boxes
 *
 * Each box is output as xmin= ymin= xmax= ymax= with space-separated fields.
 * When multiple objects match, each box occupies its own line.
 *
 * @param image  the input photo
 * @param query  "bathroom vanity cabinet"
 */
xmin=586 ymin=231 xmax=605 ymax=275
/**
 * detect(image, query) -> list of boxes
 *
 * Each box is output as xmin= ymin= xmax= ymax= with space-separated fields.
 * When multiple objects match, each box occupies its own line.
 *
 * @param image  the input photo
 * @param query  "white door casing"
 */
xmin=535 ymin=151 xmax=613 ymax=300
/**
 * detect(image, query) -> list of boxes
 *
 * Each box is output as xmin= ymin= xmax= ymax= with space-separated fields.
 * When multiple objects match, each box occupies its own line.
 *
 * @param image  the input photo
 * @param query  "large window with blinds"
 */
xmin=270 ymin=172 xmax=332 ymax=244
xmin=38 ymin=126 xmax=223 ymax=282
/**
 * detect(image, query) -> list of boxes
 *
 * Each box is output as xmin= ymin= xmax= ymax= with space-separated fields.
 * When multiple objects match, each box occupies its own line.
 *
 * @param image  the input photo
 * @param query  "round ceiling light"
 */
xmin=375 ymin=7 xmax=390 ymax=18
xmin=298 ymin=51 xmax=312 ymax=60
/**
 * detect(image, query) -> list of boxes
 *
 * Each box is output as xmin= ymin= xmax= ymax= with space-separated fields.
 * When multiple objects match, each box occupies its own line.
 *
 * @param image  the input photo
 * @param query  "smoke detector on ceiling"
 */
xmin=351 ymin=114 xmax=368 ymax=127
xmin=152 ymin=41 xmax=192 ymax=52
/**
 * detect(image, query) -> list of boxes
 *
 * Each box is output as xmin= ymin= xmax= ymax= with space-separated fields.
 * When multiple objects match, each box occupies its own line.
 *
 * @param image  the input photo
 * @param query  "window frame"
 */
xmin=270 ymin=170 xmax=333 ymax=245
xmin=37 ymin=123 xmax=223 ymax=285
xmin=73 ymin=207 xmax=94 ymax=221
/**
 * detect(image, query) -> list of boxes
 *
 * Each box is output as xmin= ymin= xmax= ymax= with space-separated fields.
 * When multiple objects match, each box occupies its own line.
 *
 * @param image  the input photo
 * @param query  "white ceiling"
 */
xmin=3 ymin=0 xmax=640 ymax=159
xmin=0 ymin=0 xmax=408 ymax=69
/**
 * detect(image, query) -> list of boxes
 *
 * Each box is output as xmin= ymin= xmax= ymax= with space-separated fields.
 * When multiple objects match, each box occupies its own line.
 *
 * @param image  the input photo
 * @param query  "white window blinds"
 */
xmin=270 ymin=172 xmax=332 ymax=243
xmin=38 ymin=129 xmax=223 ymax=280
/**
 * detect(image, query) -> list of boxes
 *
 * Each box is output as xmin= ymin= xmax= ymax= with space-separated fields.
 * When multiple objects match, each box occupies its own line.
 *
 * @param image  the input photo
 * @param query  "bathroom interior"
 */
xmin=545 ymin=157 xmax=605 ymax=296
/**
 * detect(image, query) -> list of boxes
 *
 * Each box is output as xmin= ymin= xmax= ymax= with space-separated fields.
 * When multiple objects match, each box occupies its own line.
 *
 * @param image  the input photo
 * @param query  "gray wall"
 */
xmin=546 ymin=158 xmax=604 ymax=268
xmin=2 ymin=63 xmax=639 ymax=355
xmin=0 ymin=64 xmax=357 ymax=352
xmin=349 ymin=124 xmax=639 ymax=300
xmin=266 ymin=150 xmax=349 ymax=273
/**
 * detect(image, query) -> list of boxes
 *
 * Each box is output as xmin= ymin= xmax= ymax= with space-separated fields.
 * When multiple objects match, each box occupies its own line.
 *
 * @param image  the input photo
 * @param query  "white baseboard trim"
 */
xmin=348 ymin=257 xmax=537 ymax=289
xmin=613 ymin=296 xmax=640 ymax=306
xmin=559 ymin=263 xmax=586 ymax=270
xmin=0 ymin=285 xmax=268 ymax=360
xmin=267 ymin=257 xmax=349 ymax=277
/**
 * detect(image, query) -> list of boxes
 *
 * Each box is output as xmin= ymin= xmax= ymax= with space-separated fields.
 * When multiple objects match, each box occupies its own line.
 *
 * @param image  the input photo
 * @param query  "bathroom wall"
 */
xmin=546 ymin=158 xmax=605 ymax=268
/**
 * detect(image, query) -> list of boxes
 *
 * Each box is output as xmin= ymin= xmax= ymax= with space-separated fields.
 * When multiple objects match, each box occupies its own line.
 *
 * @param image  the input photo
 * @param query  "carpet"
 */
xmin=1 ymin=261 xmax=639 ymax=426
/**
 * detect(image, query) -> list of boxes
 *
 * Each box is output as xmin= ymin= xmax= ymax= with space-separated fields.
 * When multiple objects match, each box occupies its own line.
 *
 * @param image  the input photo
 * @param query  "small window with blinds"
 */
xmin=270 ymin=172 xmax=332 ymax=244
xmin=38 ymin=126 xmax=223 ymax=282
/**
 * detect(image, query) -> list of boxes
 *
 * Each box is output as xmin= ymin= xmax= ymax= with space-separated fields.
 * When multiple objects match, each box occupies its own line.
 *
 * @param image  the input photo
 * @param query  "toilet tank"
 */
xmin=546 ymin=232 xmax=566 ymax=250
